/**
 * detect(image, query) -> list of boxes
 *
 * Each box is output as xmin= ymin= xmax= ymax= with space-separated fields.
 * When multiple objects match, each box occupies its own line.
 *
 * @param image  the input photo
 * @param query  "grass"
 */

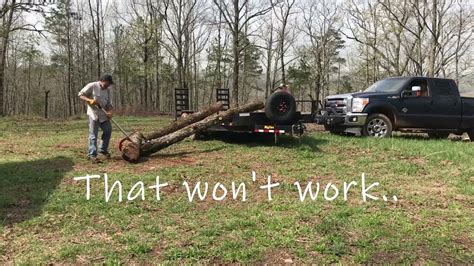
xmin=0 ymin=115 xmax=472 ymax=263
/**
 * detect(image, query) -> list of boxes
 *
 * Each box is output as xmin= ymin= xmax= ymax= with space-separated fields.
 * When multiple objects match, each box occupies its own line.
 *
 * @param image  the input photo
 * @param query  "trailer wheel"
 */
xmin=362 ymin=113 xmax=392 ymax=138
xmin=265 ymin=91 xmax=297 ymax=123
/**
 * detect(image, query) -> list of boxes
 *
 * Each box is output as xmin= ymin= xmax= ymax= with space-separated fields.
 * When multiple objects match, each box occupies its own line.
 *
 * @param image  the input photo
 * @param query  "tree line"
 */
xmin=0 ymin=0 xmax=472 ymax=118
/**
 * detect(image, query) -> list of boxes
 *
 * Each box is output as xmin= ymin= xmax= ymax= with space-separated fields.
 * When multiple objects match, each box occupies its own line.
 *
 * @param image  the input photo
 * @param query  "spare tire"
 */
xmin=265 ymin=91 xmax=297 ymax=123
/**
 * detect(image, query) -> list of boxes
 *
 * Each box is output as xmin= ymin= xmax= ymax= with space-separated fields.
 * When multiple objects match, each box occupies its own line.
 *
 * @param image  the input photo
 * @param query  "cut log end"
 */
xmin=122 ymin=142 xmax=141 ymax=163
xmin=119 ymin=131 xmax=144 ymax=163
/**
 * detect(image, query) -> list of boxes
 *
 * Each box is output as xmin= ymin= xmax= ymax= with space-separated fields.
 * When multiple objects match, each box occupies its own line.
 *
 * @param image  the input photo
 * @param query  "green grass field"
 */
xmin=0 ymin=115 xmax=472 ymax=263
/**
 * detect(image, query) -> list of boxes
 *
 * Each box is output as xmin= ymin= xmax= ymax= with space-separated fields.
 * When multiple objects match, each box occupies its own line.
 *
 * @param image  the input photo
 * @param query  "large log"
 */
xmin=121 ymin=101 xmax=264 ymax=162
xmin=143 ymin=102 xmax=224 ymax=140
xmin=119 ymin=103 xmax=224 ymax=162
xmin=120 ymin=131 xmax=144 ymax=162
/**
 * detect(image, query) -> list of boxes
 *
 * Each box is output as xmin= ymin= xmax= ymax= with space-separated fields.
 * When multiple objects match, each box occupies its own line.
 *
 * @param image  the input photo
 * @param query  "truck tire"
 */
xmin=428 ymin=132 xmax=450 ymax=139
xmin=362 ymin=113 xmax=393 ymax=138
xmin=265 ymin=91 xmax=297 ymax=123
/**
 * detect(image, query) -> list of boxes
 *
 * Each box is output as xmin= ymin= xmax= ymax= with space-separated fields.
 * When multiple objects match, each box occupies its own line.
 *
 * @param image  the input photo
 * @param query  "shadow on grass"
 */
xmin=392 ymin=133 xmax=429 ymax=141
xmin=0 ymin=156 xmax=74 ymax=226
xmin=196 ymin=132 xmax=327 ymax=152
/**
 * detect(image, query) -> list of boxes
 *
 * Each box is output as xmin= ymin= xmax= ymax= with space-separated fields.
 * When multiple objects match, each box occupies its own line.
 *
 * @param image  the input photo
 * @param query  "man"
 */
xmin=78 ymin=74 xmax=114 ymax=163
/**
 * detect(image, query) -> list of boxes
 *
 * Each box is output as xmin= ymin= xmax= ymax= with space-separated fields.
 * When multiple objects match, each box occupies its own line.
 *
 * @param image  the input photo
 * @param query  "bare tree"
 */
xmin=300 ymin=0 xmax=343 ymax=102
xmin=0 ymin=0 xmax=45 ymax=116
xmin=212 ymin=0 xmax=275 ymax=106
xmin=158 ymin=0 xmax=209 ymax=109
xmin=273 ymin=0 xmax=295 ymax=85
xmin=87 ymin=0 xmax=105 ymax=78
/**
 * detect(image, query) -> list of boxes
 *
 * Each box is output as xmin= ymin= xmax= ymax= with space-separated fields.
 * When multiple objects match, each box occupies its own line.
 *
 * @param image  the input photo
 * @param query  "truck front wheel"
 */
xmin=362 ymin=113 xmax=393 ymax=138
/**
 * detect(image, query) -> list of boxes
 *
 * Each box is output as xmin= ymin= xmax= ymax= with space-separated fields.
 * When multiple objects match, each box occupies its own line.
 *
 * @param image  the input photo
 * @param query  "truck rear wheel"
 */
xmin=362 ymin=113 xmax=393 ymax=138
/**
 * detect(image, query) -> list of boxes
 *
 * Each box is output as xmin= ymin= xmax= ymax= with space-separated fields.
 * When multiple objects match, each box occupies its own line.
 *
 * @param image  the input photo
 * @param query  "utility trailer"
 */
xmin=174 ymin=88 xmax=321 ymax=143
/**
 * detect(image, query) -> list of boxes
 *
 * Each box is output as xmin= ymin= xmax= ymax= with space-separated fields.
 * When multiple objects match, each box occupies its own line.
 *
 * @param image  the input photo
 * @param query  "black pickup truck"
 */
xmin=315 ymin=77 xmax=474 ymax=139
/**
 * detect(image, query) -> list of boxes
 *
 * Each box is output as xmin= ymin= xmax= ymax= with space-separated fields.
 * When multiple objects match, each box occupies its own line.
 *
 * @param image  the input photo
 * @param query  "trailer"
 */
xmin=174 ymin=88 xmax=321 ymax=143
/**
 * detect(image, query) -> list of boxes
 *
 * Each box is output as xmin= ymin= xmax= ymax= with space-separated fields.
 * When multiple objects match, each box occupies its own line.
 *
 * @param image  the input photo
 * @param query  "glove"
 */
xmin=88 ymin=99 xmax=97 ymax=106
xmin=106 ymin=112 xmax=113 ymax=119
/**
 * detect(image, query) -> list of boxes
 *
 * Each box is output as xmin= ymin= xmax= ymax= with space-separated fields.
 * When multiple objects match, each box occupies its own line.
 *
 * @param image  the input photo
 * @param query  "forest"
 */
xmin=1 ymin=0 xmax=473 ymax=118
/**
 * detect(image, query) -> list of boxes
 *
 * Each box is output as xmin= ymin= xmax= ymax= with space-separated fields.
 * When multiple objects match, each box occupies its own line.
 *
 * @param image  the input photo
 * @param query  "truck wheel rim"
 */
xmin=367 ymin=118 xmax=387 ymax=137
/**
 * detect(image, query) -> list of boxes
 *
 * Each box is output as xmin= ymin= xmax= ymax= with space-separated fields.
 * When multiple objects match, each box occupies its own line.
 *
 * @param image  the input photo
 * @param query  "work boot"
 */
xmin=99 ymin=150 xmax=111 ymax=159
xmin=89 ymin=156 xmax=102 ymax=164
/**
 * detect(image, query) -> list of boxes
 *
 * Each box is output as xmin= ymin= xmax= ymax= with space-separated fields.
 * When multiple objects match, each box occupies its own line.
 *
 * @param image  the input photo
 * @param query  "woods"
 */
xmin=0 ymin=0 xmax=473 ymax=118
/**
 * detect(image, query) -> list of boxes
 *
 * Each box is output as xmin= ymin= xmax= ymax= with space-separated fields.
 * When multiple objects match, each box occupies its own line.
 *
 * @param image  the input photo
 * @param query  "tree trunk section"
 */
xmin=121 ymin=101 xmax=263 ymax=162
xmin=143 ymin=102 xmax=224 ymax=140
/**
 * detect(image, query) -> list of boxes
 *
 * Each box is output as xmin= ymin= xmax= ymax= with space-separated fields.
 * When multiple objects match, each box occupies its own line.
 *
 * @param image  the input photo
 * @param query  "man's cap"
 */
xmin=100 ymin=74 xmax=114 ymax=85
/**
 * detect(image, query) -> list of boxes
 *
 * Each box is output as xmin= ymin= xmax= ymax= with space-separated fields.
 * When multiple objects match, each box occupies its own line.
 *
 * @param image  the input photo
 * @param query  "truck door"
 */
xmin=398 ymin=79 xmax=433 ymax=128
xmin=428 ymin=79 xmax=462 ymax=129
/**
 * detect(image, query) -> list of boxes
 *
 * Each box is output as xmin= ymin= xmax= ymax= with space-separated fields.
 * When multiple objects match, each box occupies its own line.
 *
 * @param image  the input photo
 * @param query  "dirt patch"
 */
xmin=55 ymin=143 xmax=81 ymax=149
xmin=150 ymin=156 xmax=199 ymax=167
xmin=261 ymin=249 xmax=296 ymax=264
xmin=452 ymin=235 xmax=473 ymax=252
xmin=161 ymin=183 xmax=181 ymax=194
xmin=305 ymin=123 xmax=325 ymax=133
xmin=151 ymin=242 xmax=165 ymax=259
xmin=70 ymin=152 xmax=201 ymax=174
xmin=369 ymin=250 xmax=403 ymax=263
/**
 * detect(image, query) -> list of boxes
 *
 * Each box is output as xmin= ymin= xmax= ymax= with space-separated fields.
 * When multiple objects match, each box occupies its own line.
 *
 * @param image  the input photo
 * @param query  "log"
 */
xmin=120 ymin=131 xmax=144 ymax=162
xmin=143 ymin=102 xmax=224 ymax=140
xmin=119 ymin=103 xmax=224 ymax=162
xmin=121 ymin=101 xmax=264 ymax=162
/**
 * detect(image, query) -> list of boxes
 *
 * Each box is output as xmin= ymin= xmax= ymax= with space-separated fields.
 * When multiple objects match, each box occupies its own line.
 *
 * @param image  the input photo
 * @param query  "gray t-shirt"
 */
xmin=78 ymin=81 xmax=113 ymax=123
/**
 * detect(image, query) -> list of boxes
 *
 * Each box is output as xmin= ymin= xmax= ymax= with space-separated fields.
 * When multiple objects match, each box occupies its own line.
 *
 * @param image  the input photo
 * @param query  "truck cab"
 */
xmin=315 ymin=77 xmax=474 ymax=139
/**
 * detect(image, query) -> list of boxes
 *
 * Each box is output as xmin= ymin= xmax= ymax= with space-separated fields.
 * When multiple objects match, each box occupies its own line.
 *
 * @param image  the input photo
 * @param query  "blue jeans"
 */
xmin=88 ymin=117 xmax=112 ymax=157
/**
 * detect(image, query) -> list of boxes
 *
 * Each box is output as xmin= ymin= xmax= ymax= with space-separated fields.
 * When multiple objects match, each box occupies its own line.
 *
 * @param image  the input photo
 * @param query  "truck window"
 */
xmin=432 ymin=79 xmax=455 ymax=96
xmin=364 ymin=78 xmax=406 ymax=93
xmin=404 ymin=80 xmax=429 ymax=97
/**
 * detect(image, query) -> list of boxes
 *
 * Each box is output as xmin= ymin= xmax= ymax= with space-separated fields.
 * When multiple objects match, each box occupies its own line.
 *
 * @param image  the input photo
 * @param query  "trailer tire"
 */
xmin=265 ymin=91 xmax=297 ymax=123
